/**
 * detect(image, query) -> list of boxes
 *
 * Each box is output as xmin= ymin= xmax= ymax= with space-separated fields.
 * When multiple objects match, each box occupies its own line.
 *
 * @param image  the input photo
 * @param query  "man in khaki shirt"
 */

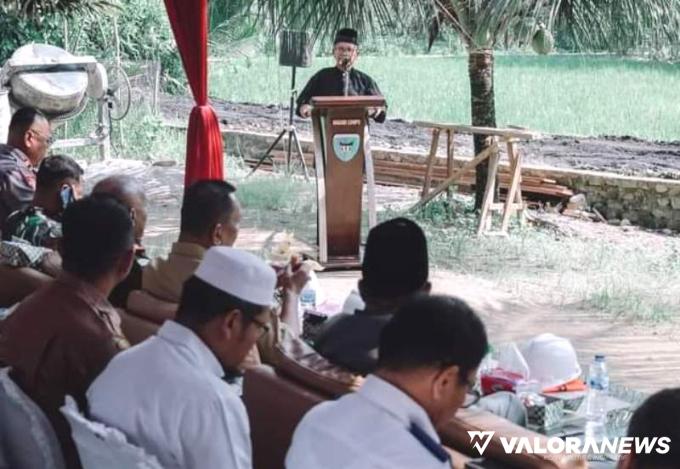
xmin=141 ymin=180 xmax=307 ymax=366
xmin=143 ymin=180 xmax=241 ymax=303
xmin=0 ymin=194 xmax=135 ymax=469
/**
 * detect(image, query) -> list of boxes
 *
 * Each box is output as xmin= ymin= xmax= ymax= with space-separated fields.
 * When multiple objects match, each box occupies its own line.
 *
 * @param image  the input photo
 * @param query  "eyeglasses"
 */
xmin=335 ymin=45 xmax=356 ymax=54
xmin=462 ymin=389 xmax=482 ymax=409
xmin=249 ymin=316 xmax=271 ymax=338
xmin=30 ymin=129 xmax=55 ymax=146
xmin=460 ymin=374 xmax=481 ymax=409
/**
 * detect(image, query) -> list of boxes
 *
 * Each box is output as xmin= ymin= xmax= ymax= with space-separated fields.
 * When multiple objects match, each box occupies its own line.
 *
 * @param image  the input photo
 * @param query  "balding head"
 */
xmin=92 ymin=175 xmax=147 ymax=245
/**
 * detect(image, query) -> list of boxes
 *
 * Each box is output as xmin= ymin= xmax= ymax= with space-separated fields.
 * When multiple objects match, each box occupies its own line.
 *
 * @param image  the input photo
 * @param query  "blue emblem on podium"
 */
xmin=332 ymin=134 xmax=360 ymax=162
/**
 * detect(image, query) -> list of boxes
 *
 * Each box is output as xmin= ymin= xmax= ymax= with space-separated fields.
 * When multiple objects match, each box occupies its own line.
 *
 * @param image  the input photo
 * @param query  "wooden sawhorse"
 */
xmin=412 ymin=122 xmax=539 ymax=236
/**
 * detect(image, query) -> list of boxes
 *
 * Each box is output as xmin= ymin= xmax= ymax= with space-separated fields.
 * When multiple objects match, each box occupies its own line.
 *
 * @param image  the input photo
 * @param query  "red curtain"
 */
xmin=163 ymin=0 xmax=224 ymax=187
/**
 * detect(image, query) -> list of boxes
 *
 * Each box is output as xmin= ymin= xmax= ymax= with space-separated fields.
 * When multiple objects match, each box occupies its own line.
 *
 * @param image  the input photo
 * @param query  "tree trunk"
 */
xmin=468 ymin=49 xmax=497 ymax=209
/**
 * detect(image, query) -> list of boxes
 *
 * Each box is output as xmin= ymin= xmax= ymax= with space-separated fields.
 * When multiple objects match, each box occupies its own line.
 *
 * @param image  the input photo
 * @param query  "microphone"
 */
xmin=341 ymin=57 xmax=350 ymax=96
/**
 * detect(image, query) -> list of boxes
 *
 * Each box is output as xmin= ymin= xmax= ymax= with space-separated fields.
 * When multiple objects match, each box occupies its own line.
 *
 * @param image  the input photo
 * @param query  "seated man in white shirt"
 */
xmin=87 ymin=246 xmax=277 ymax=469
xmin=286 ymin=294 xmax=489 ymax=469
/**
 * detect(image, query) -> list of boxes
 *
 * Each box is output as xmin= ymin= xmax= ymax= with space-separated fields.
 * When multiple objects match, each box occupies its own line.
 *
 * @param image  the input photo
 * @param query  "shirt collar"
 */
xmin=157 ymin=320 xmax=224 ymax=379
xmin=171 ymin=241 xmax=206 ymax=259
xmin=358 ymin=374 xmax=441 ymax=444
xmin=57 ymin=271 xmax=115 ymax=311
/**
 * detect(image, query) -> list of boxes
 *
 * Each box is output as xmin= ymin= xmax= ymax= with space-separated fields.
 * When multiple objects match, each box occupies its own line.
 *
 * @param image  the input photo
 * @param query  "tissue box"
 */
xmin=526 ymin=400 xmax=565 ymax=431
xmin=543 ymin=391 xmax=586 ymax=412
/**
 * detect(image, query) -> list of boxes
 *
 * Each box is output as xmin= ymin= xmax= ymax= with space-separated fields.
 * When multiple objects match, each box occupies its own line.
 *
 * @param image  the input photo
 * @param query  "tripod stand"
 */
xmin=248 ymin=66 xmax=309 ymax=180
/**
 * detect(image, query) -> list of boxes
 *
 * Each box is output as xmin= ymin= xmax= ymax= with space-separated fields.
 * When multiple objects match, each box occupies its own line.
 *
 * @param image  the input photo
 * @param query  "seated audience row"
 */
xmin=0 ymin=177 xmax=306 ymax=469
xmin=0 ymin=195 xmax=133 ymax=468
xmin=1 ymin=107 xmax=677 ymax=469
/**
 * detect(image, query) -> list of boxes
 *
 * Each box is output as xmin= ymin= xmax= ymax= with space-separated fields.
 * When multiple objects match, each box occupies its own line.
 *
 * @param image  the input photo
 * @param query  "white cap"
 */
xmin=520 ymin=334 xmax=582 ymax=388
xmin=194 ymin=247 xmax=277 ymax=307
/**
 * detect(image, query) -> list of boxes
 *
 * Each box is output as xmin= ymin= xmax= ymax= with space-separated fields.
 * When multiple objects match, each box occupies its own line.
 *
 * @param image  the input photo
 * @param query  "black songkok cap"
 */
xmin=334 ymin=28 xmax=358 ymax=45
xmin=361 ymin=218 xmax=429 ymax=298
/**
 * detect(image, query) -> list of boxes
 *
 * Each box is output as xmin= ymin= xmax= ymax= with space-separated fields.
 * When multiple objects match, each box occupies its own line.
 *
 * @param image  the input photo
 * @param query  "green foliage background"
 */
xmin=0 ymin=0 xmax=182 ymax=91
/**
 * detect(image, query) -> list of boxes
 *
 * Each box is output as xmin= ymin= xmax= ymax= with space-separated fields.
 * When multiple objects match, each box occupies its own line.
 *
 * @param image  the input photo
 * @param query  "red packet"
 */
xmin=480 ymin=368 xmax=525 ymax=395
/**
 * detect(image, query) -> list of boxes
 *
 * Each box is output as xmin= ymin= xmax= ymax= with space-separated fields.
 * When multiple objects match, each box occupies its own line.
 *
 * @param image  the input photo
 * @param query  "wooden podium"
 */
xmin=310 ymin=96 xmax=385 ymax=268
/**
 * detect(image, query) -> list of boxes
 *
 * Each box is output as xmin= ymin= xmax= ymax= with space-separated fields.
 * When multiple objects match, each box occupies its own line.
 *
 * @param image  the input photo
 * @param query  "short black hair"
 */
xmin=378 ymin=295 xmax=488 ymax=379
xmin=180 ymin=180 xmax=237 ymax=237
xmin=36 ymin=154 xmax=83 ymax=190
xmin=626 ymin=388 xmax=680 ymax=468
xmin=9 ymin=107 xmax=47 ymax=138
xmin=362 ymin=218 xmax=428 ymax=299
xmin=176 ymin=275 xmax=265 ymax=328
xmin=61 ymin=194 xmax=134 ymax=278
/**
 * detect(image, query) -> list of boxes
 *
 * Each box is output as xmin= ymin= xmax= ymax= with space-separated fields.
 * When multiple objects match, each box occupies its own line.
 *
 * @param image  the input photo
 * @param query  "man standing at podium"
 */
xmin=296 ymin=28 xmax=387 ymax=123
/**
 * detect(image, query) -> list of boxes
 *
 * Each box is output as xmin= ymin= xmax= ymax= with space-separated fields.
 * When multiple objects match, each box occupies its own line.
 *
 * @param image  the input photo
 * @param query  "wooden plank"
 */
xmin=311 ymin=110 xmax=328 ymax=263
xmin=364 ymin=124 xmax=377 ymax=229
xmin=421 ymin=128 xmax=441 ymax=199
xmin=414 ymin=121 xmax=540 ymax=140
xmin=247 ymin=151 xmax=573 ymax=199
xmin=501 ymin=141 xmax=524 ymax=233
xmin=411 ymin=143 xmax=498 ymax=210
xmin=477 ymin=151 xmax=500 ymax=236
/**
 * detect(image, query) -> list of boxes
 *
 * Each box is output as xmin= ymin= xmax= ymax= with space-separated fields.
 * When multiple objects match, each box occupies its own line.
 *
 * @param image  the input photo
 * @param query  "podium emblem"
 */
xmin=332 ymin=134 xmax=360 ymax=162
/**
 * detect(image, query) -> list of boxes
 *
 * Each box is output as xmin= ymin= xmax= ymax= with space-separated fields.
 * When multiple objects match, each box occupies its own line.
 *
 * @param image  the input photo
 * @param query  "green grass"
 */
xmin=209 ymin=54 xmax=680 ymax=141
xmin=225 ymin=180 xmax=680 ymax=321
xmin=407 ymin=198 xmax=680 ymax=321
xmin=55 ymin=102 xmax=186 ymax=162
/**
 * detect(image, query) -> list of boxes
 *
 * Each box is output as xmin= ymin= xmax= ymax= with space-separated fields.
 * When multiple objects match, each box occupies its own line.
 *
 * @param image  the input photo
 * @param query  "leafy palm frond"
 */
xmin=250 ymin=0 xmax=680 ymax=53
xmin=1 ymin=0 xmax=118 ymax=18
xmin=251 ymin=0 xmax=405 ymax=42
xmin=555 ymin=0 xmax=680 ymax=52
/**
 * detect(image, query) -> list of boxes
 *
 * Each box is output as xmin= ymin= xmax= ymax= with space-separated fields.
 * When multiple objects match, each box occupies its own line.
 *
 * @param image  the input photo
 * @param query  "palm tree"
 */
xmin=253 ymin=0 xmax=680 ymax=207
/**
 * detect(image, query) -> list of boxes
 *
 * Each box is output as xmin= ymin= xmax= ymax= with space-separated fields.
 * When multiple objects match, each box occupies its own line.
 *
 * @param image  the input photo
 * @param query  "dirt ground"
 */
xmin=85 ymin=159 xmax=680 ymax=394
xmin=162 ymin=96 xmax=680 ymax=179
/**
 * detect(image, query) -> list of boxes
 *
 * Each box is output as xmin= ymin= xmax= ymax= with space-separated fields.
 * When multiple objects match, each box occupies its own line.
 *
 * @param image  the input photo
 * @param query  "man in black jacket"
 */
xmin=296 ymin=28 xmax=387 ymax=122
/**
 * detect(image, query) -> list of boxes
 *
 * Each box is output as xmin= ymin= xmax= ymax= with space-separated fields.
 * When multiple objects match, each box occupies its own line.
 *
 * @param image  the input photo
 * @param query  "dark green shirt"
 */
xmin=2 ymin=206 xmax=61 ymax=248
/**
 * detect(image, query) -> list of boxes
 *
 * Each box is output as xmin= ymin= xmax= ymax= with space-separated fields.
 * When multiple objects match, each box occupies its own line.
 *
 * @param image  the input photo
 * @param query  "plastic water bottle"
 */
xmin=299 ymin=272 xmax=318 ymax=313
xmin=584 ymin=354 xmax=609 ymax=442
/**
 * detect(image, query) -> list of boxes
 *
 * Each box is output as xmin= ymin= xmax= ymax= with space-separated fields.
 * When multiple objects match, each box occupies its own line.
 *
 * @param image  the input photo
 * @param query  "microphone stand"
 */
xmin=247 ymin=65 xmax=310 ymax=180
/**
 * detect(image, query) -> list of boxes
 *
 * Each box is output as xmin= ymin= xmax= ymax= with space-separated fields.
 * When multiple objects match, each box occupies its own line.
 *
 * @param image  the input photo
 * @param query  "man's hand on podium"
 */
xmin=368 ymin=107 xmax=386 ymax=118
xmin=300 ymin=104 xmax=312 ymax=118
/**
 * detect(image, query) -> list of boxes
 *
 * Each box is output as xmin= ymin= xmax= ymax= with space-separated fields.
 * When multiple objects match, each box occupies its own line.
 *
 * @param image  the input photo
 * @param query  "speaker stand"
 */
xmin=248 ymin=66 xmax=310 ymax=180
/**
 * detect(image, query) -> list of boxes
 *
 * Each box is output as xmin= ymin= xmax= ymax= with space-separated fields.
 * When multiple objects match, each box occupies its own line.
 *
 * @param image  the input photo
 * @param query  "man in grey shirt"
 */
xmin=0 ymin=107 xmax=52 ymax=225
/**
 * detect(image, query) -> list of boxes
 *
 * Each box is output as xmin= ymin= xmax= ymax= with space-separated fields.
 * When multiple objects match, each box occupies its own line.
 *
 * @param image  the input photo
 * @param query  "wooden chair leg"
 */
xmin=421 ymin=128 xmax=441 ymax=199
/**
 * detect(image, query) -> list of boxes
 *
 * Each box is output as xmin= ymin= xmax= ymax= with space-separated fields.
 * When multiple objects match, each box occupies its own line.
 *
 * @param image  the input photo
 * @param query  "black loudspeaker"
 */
xmin=279 ymin=30 xmax=312 ymax=68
